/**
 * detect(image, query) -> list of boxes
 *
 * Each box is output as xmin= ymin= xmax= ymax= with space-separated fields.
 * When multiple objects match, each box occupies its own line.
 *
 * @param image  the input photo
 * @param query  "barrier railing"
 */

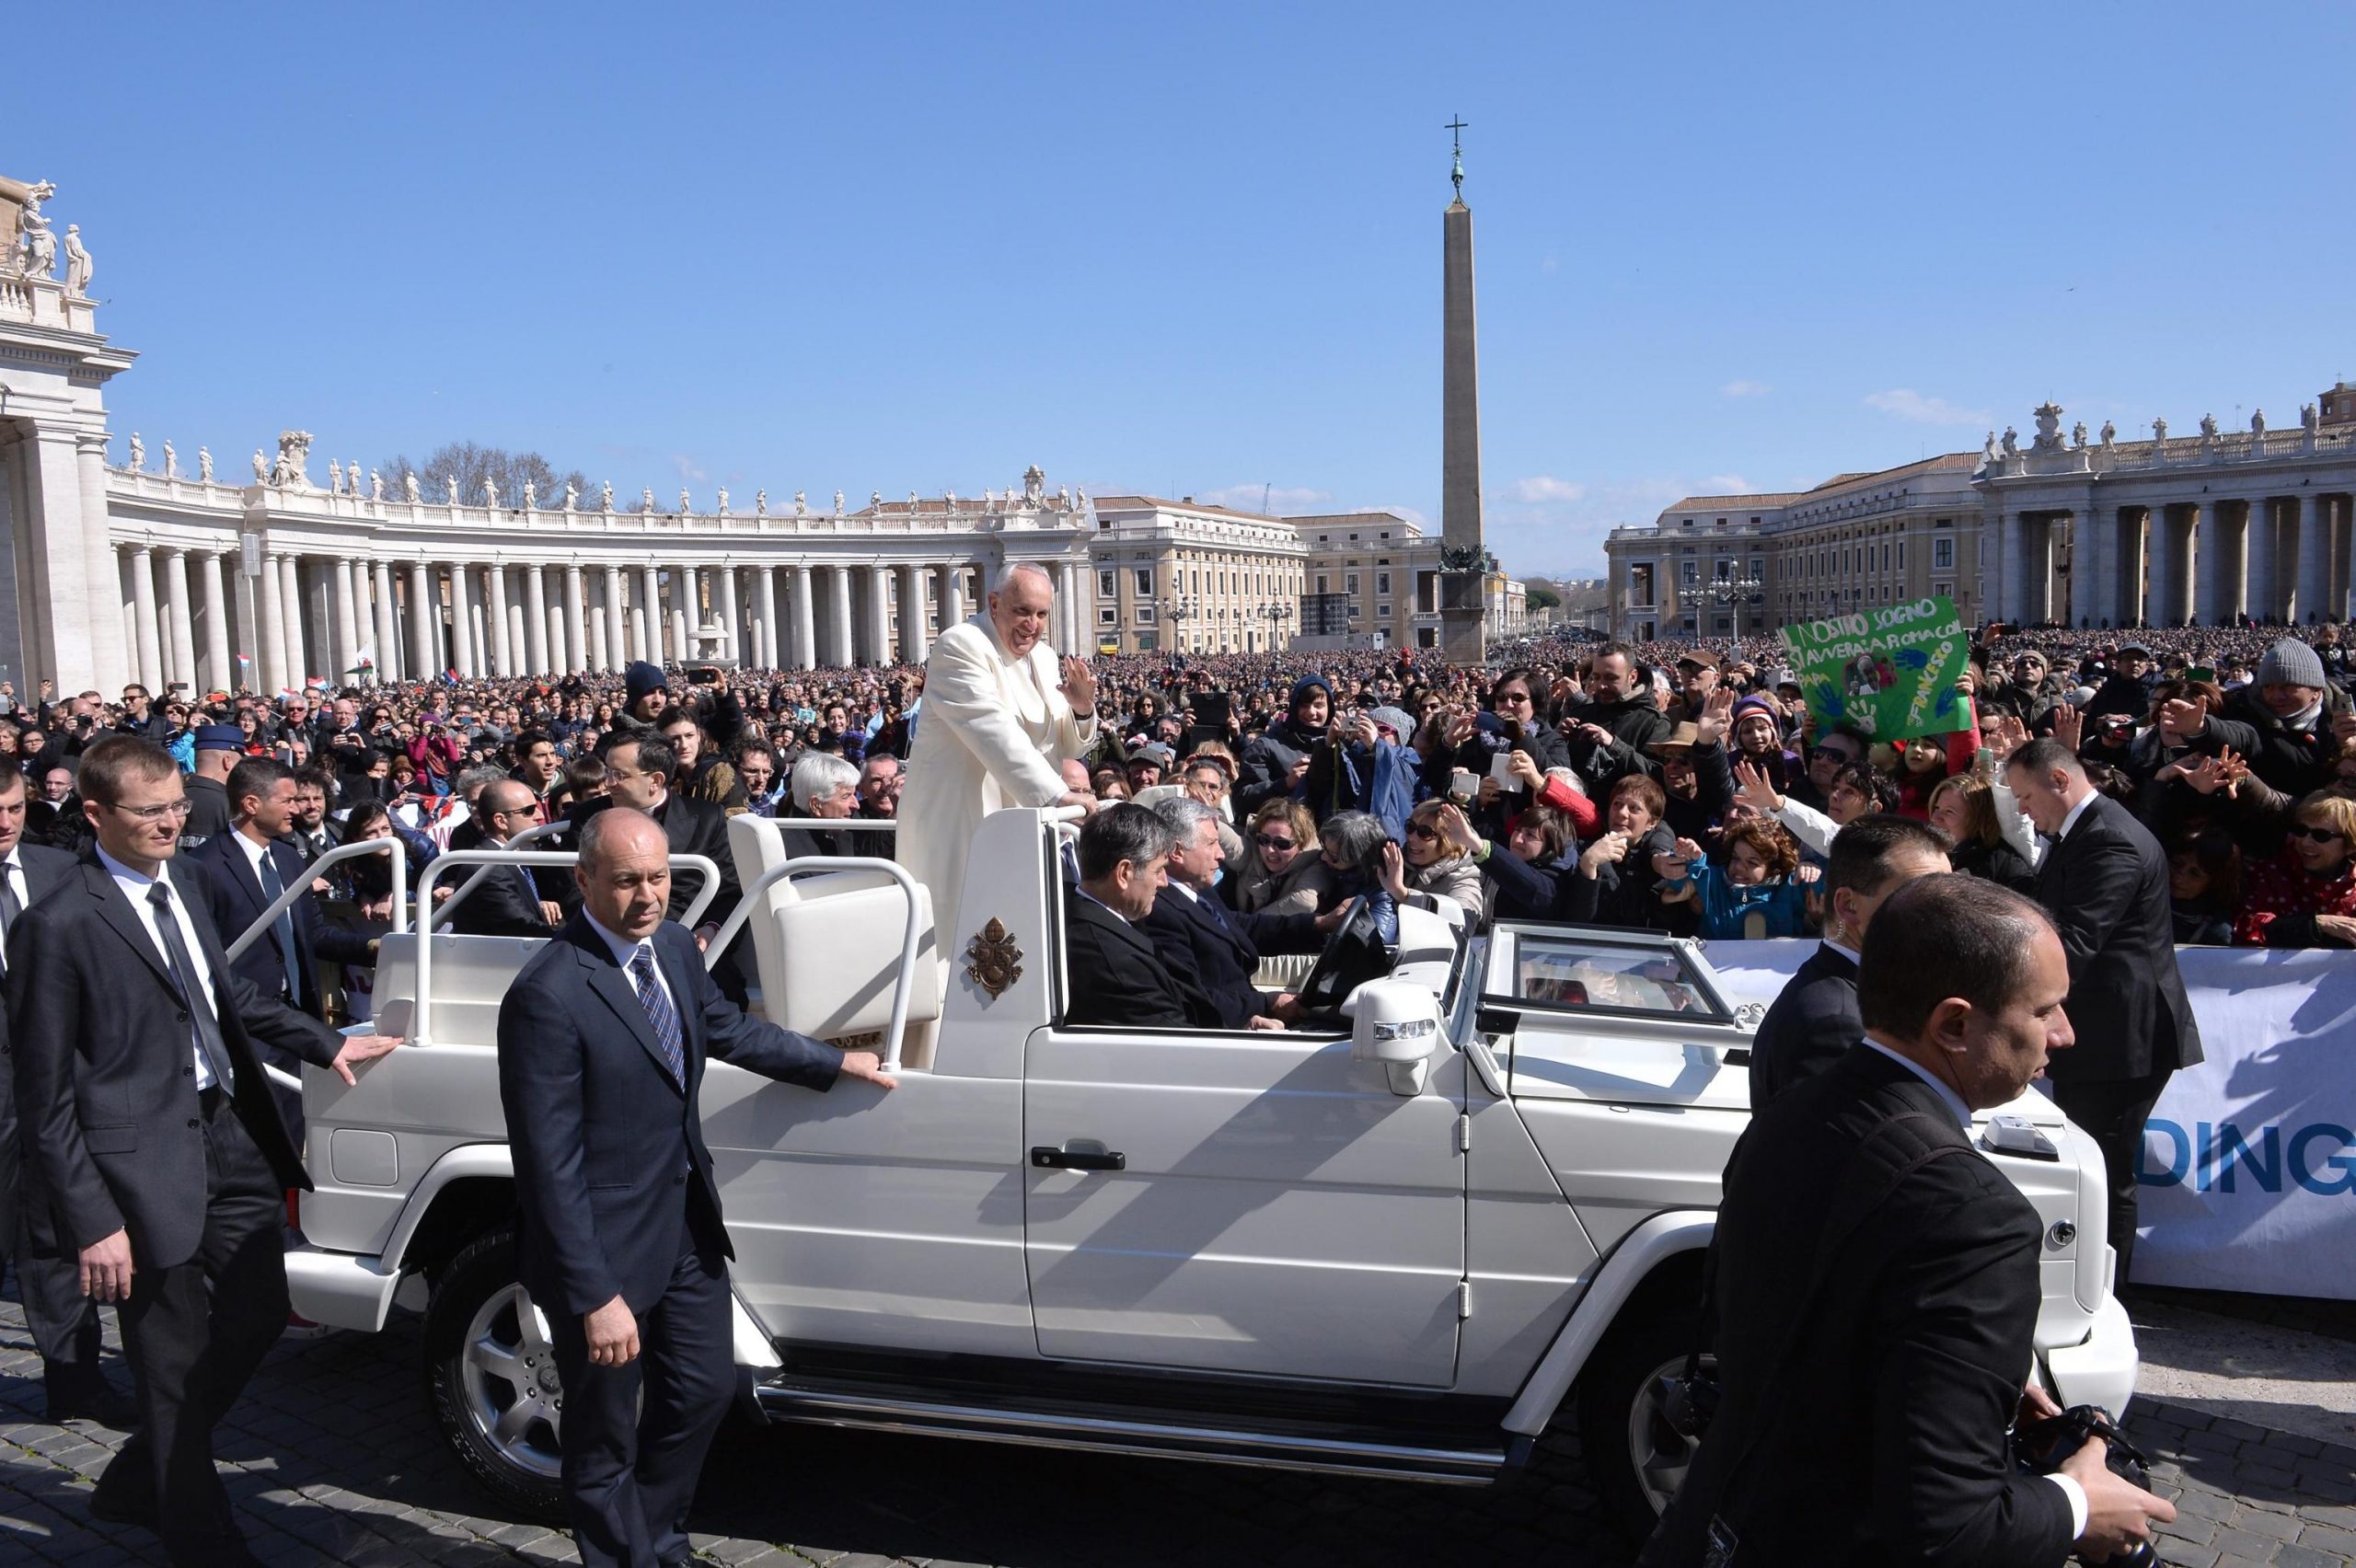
xmin=225 ymin=837 xmax=409 ymax=963
xmin=423 ymin=817 xmax=570 ymax=931
xmin=703 ymin=850 xmax=922 ymax=1074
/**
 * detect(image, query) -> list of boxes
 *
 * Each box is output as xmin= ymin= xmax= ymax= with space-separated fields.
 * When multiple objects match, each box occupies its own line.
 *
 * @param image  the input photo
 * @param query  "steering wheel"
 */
xmin=1294 ymin=894 xmax=1402 ymax=1020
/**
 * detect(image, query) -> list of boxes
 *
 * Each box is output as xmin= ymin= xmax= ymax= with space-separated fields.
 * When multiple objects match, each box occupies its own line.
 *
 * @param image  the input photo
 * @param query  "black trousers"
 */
xmin=2055 ymin=1069 xmax=2171 ymax=1286
xmin=97 ymin=1091 xmax=291 ymax=1565
xmin=7 ymin=1216 xmax=105 ymax=1410
xmin=548 ymin=1240 xmax=733 ymax=1568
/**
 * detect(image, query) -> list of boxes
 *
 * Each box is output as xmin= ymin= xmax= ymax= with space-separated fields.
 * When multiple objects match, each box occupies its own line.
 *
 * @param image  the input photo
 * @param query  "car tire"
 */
xmin=1575 ymin=1292 xmax=1709 ymax=1542
xmin=422 ymin=1228 xmax=569 ymax=1522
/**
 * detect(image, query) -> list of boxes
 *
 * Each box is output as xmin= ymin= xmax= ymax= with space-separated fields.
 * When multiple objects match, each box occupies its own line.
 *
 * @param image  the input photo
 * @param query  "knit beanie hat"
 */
xmin=2257 ymin=639 xmax=2327 ymax=690
xmin=625 ymin=660 xmax=667 ymax=706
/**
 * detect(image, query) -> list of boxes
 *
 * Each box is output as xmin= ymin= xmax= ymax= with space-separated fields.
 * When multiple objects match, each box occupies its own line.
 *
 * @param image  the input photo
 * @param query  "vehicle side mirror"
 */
xmin=1350 ymin=978 xmax=1446 ymax=1097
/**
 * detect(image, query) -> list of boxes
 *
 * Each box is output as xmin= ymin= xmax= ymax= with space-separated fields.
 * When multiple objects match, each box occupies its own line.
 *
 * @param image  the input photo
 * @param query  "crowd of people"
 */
xmin=13 ymin=564 xmax=2341 ymax=1565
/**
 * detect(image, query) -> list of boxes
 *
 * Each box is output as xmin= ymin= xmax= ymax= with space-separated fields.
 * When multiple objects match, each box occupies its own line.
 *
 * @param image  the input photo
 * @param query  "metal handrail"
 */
xmin=703 ymin=854 xmax=924 ymax=1073
xmin=408 ymin=849 xmax=722 ymax=1048
xmin=757 ymin=815 xmax=899 ymax=835
xmin=424 ymin=817 xmax=569 ymax=931
xmin=225 ymin=838 xmax=409 ymax=963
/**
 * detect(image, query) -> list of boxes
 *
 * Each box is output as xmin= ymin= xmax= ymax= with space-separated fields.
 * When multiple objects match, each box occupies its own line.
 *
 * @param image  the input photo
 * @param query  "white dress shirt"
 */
xmin=95 ymin=843 xmax=222 ymax=1090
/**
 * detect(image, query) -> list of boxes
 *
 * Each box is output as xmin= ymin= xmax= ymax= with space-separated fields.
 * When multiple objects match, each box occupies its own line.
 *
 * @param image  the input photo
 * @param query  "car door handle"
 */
xmin=1032 ymin=1142 xmax=1126 ymax=1172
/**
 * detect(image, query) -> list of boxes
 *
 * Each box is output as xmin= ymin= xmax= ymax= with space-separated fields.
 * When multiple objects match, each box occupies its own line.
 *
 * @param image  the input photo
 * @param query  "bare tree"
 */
xmin=379 ymin=442 xmax=589 ymax=511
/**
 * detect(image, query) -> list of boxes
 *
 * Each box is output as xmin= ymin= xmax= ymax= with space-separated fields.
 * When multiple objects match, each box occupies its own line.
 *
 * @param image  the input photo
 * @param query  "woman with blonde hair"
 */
xmin=1390 ymin=799 xmax=1487 ymax=923
xmin=1229 ymin=798 xmax=1336 ymax=917
xmin=1926 ymin=774 xmax=2035 ymax=893
xmin=2235 ymin=791 xmax=2356 ymax=948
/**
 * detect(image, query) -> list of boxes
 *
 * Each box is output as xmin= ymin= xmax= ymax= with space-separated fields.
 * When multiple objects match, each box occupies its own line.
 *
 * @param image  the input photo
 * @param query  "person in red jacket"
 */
xmin=2234 ymin=791 xmax=2356 ymax=948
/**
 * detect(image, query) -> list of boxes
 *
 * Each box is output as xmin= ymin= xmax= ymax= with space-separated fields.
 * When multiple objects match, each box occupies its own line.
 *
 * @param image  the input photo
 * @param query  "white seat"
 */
xmin=373 ymin=931 xmax=543 ymax=1043
xmin=727 ymin=815 xmax=941 ymax=1046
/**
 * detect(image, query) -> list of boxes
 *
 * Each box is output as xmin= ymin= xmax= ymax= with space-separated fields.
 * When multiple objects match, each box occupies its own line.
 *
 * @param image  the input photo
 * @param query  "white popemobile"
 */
xmin=263 ymin=806 xmax=2139 ymax=1533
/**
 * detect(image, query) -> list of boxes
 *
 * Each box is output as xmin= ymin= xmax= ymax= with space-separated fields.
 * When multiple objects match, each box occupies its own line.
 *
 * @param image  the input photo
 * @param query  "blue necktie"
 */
xmin=255 ymin=850 xmax=304 ymax=1002
xmin=629 ymin=946 xmax=687 ymax=1090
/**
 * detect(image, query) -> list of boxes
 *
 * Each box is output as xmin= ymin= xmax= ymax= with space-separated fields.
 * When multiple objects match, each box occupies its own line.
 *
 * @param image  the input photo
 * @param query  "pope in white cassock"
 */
xmin=896 ymin=563 xmax=1099 ymax=973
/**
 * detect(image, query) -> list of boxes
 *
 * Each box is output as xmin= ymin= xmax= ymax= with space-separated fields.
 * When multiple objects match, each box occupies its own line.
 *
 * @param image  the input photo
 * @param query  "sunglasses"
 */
xmin=1253 ymin=833 xmax=1299 ymax=850
xmin=2291 ymin=825 xmax=2346 ymax=845
xmin=1405 ymin=823 xmax=1441 ymax=842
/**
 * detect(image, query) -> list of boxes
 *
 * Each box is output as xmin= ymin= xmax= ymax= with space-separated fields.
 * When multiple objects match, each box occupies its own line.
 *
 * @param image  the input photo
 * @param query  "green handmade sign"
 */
xmin=1779 ymin=596 xmax=1969 ymax=742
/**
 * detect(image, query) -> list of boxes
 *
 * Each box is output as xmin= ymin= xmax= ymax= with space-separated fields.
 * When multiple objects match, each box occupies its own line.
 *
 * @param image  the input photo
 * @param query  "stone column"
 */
xmin=163 ymin=548 xmax=196 ymax=691
xmin=789 ymin=567 xmax=816 ymax=670
xmin=2292 ymin=494 xmax=2327 ymax=625
xmin=602 ymin=567 xmax=628 ymax=674
xmin=372 ymin=561 xmax=398 ymax=683
xmin=2245 ymin=499 xmax=2279 ymax=624
xmin=718 ymin=565 xmax=742 ymax=665
xmin=897 ymin=564 xmax=930 ymax=663
xmin=826 ymin=565 xmax=855 ymax=666
xmin=276 ymin=554 xmax=308 ymax=683
xmin=448 ymin=563 xmax=477 ymax=678
xmin=2188 ymin=502 xmax=2226 ymax=626
xmin=666 ymin=566 xmax=689 ymax=661
xmin=753 ymin=565 xmax=778 ymax=669
xmin=327 ymin=557 xmax=356 ymax=681
xmin=2142 ymin=506 xmax=2174 ymax=628
xmin=522 ymin=565 xmax=549 ymax=674
xmin=409 ymin=560 xmax=436 ymax=679
xmin=125 ymin=546 xmax=163 ymax=690
xmin=486 ymin=563 xmax=513 ymax=675
xmin=863 ymin=564 xmax=891 ymax=664
xmin=638 ymin=564 xmax=661 ymax=664
xmin=259 ymin=553 xmax=289 ymax=693
xmin=197 ymin=550 xmax=233 ymax=695
xmin=940 ymin=560 xmax=967 ymax=630
xmin=564 ymin=563 xmax=588 ymax=674
xmin=76 ymin=435 xmax=131 ymax=694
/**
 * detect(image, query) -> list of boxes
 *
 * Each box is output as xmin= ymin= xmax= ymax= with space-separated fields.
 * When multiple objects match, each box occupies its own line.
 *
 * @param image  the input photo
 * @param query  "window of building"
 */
xmin=1345 ymin=572 xmax=1360 ymax=594
xmin=1133 ymin=568 xmax=1152 ymax=596
xmin=1681 ymin=560 xmax=1699 ymax=585
xmin=1316 ymin=573 xmax=1329 ymax=594
xmin=1098 ymin=606 xmax=1117 ymax=625
xmin=1377 ymin=603 xmax=1392 ymax=618
xmin=1933 ymin=582 xmax=1952 ymax=600
xmin=1933 ymin=537 xmax=1954 ymax=570
xmin=1098 ymin=569 xmax=1115 ymax=598
xmin=1377 ymin=571 xmax=1391 ymax=594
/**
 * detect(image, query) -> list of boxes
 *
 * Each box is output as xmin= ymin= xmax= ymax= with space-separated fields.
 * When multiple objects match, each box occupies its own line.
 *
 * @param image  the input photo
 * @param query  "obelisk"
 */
xmin=1438 ymin=119 xmax=1487 ymax=665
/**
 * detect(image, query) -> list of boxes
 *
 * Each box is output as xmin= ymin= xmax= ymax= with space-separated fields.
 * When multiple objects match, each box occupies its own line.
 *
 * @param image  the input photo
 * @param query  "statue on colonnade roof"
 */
xmin=0 ymin=176 xmax=56 ymax=267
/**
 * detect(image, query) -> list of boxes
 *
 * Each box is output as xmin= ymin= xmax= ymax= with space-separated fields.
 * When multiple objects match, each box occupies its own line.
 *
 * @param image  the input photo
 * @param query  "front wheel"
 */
xmin=422 ymin=1228 xmax=569 ymax=1521
xmin=1575 ymin=1294 xmax=1710 ymax=1541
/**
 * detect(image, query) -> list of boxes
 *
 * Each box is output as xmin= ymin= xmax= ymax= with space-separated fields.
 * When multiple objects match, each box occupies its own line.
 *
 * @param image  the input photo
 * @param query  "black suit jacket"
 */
xmin=1644 ymin=1045 xmax=2074 ymax=1567
xmin=7 ymin=852 xmax=343 ymax=1269
xmin=188 ymin=830 xmax=375 ymax=1017
xmin=447 ymin=855 xmax=552 ymax=939
xmin=2031 ymin=793 xmax=2202 ymax=1083
xmin=1138 ymin=885 xmax=1318 ymax=1030
xmin=1063 ymin=887 xmax=1217 ymax=1030
xmin=0 ymin=844 xmax=82 ymax=1249
xmin=1747 ymin=941 xmax=1860 ymax=1110
xmin=497 ymin=916 xmax=842 ymax=1317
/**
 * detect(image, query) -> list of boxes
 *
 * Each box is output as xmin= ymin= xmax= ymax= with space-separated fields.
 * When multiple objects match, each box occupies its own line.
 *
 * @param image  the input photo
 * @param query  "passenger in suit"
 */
xmin=10 ymin=736 xmax=398 ymax=1563
xmin=2005 ymin=737 xmax=2204 ymax=1284
xmin=498 ymin=807 xmax=895 ymax=1568
xmin=0 ymin=766 xmax=134 ymax=1424
xmin=446 ymin=780 xmax=558 ymax=938
xmin=189 ymin=757 xmax=380 ymax=1138
xmin=1063 ymin=803 xmax=1218 ymax=1031
xmin=1140 ymin=798 xmax=1322 ymax=1030
xmin=557 ymin=734 xmax=746 ymax=1000
xmin=1644 ymin=875 xmax=2171 ymax=1567
xmin=1748 ymin=814 xmax=1950 ymax=1109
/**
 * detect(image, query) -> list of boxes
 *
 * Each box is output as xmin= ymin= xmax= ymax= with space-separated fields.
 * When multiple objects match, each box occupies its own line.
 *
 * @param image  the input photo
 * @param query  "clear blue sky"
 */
xmin=18 ymin=3 xmax=2352 ymax=579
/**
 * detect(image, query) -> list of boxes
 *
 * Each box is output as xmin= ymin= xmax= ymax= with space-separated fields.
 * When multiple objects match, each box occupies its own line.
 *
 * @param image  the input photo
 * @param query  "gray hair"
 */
xmin=1318 ymin=810 xmax=1392 ymax=873
xmin=1077 ymin=801 xmax=1174 ymax=883
xmin=456 ymin=766 xmax=505 ymax=802
xmin=990 ymin=561 xmax=1055 ymax=597
xmin=1151 ymin=796 xmax=1220 ymax=847
xmin=789 ymin=751 xmax=860 ymax=812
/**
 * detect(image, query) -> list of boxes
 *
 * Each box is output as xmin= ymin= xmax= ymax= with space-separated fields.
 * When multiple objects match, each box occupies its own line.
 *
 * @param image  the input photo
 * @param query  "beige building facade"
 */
xmin=1085 ymin=495 xmax=1307 ymax=655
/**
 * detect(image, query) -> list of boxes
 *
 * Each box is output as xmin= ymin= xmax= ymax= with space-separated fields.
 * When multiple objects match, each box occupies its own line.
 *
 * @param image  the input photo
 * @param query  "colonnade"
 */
xmin=1990 ymin=491 xmax=2356 ymax=628
xmin=113 ymin=547 xmax=1091 ymax=695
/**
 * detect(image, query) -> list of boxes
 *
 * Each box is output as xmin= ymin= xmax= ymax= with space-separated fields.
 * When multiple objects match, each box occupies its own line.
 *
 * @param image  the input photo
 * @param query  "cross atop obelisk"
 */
xmin=1438 ymin=118 xmax=1487 ymax=665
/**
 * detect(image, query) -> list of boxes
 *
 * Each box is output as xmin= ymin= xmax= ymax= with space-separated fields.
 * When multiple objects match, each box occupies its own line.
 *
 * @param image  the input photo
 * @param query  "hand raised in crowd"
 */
xmin=1286 ymin=754 xmax=1312 ymax=788
xmin=1475 ymin=774 xmax=1502 ymax=807
xmin=2050 ymin=701 xmax=2085 ymax=753
xmin=1376 ymin=838 xmax=1411 ymax=903
xmin=1507 ymin=748 xmax=1545 ymax=792
xmin=2155 ymin=697 xmax=2207 ymax=740
xmin=1652 ymin=836 xmax=1703 ymax=882
xmin=1692 ymin=687 xmax=1737 ymax=748
xmin=1983 ymin=712 xmax=2031 ymax=762
xmin=1057 ymin=655 xmax=1097 ymax=715
xmin=1569 ymin=719 xmax=1615 ymax=749
xmin=1732 ymin=758 xmax=1783 ymax=816
xmin=1435 ymin=801 xmax=1483 ymax=857
xmin=1579 ymin=829 xmax=1631 ymax=880
xmin=2336 ymin=708 xmax=2356 ymax=744
xmin=1445 ymin=710 xmax=1480 ymax=749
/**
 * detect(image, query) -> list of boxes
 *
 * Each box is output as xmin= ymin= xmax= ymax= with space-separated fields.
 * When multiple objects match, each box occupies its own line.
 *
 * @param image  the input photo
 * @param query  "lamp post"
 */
xmin=1707 ymin=571 xmax=1766 ymax=641
xmin=1159 ymin=595 xmax=1195 ymax=653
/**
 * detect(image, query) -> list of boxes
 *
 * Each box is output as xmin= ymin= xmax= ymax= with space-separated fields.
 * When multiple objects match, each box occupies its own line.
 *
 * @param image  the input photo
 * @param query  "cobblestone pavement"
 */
xmin=3 ymin=1299 xmax=2353 ymax=1567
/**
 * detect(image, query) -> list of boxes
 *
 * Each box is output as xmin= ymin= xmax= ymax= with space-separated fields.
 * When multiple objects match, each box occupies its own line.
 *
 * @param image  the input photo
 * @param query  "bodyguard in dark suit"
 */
xmin=9 ymin=737 xmax=398 ymax=1564
xmin=1644 ymin=875 xmax=2169 ymax=1567
xmin=1063 ymin=804 xmax=1218 ymax=1030
xmin=2005 ymin=738 xmax=2203 ymax=1283
xmin=189 ymin=757 xmax=380 ymax=1137
xmin=0 ymin=766 xmax=133 ymax=1424
xmin=500 ymin=807 xmax=894 ymax=1568
xmin=445 ymin=780 xmax=556 ymax=939
xmin=1140 ymin=798 xmax=1321 ymax=1030
xmin=1748 ymin=814 xmax=1950 ymax=1109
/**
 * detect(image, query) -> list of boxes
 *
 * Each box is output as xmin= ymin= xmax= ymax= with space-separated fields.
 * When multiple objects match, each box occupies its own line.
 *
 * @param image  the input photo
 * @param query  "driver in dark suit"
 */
xmin=1139 ymin=798 xmax=1321 ymax=1030
xmin=500 ymin=807 xmax=895 ymax=1568
xmin=1644 ymin=874 xmax=2172 ymax=1566
xmin=1063 ymin=804 xmax=1218 ymax=1030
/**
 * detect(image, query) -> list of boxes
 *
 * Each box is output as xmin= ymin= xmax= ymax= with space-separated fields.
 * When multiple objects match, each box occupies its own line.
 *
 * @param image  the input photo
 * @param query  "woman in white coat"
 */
xmin=896 ymin=563 xmax=1098 ymax=969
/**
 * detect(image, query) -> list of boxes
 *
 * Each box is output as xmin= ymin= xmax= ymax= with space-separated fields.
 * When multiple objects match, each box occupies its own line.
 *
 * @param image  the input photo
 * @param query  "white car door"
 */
xmin=1022 ymin=1024 xmax=1468 ymax=1389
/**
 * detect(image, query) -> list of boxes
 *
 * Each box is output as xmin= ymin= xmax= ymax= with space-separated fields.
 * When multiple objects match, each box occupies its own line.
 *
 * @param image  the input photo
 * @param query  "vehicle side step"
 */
xmin=748 ymin=1379 xmax=1510 ymax=1484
